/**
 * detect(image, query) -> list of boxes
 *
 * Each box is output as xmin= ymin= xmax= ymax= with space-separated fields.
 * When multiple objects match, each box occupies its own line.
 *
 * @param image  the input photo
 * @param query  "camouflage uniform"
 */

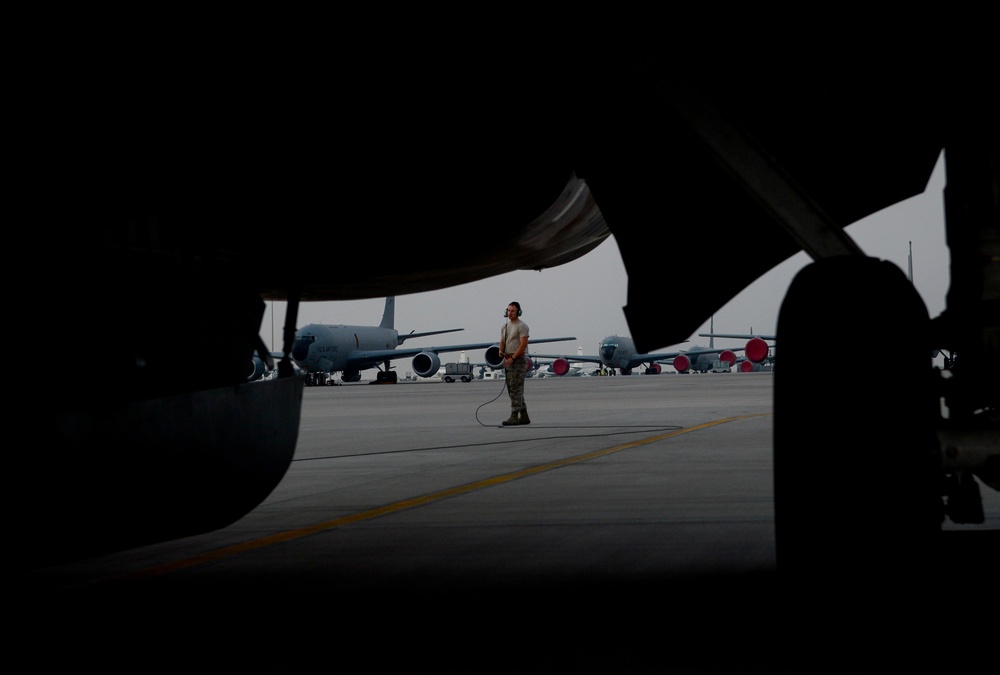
xmin=502 ymin=318 xmax=529 ymax=414
xmin=505 ymin=356 xmax=527 ymax=412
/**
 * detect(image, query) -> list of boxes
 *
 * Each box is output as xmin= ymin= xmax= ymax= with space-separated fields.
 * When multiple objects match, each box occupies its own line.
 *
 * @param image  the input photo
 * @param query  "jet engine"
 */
xmin=248 ymin=355 xmax=268 ymax=381
xmin=719 ymin=350 xmax=737 ymax=367
xmin=673 ymin=354 xmax=691 ymax=373
xmin=644 ymin=364 xmax=662 ymax=375
xmin=740 ymin=361 xmax=762 ymax=372
xmin=745 ymin=337 xmax=770 ymax=363
xmin=412 ymin=351 xmax=441 ymax=378
xmin=551 ymin=358 xmax=570 ymax=376
xmin=484 ymin=345 xmax=504 ymax=369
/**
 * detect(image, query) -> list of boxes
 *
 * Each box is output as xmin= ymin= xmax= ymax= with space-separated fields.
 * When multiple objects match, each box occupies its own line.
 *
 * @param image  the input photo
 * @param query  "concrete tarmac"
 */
xmin=17 ymin=374 xmax=998 ymax=673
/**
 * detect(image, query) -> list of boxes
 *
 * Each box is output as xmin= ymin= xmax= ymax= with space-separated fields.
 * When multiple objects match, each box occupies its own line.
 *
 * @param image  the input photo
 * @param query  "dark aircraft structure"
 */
xmin=16 ymin=34 xmax=996 ymax=598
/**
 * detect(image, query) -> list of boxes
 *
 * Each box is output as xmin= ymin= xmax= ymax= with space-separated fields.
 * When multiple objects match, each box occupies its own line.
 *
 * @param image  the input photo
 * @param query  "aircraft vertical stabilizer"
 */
xmin=380 ymin=296 xmax=395 ymax=329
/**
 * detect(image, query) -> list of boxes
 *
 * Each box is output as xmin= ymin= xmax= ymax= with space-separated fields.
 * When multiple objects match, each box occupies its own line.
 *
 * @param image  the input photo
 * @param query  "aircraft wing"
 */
xmin=673 ymin=346 xmax=746 ymax=357
xmin=529 ymin=346 xmax=741 ymax=366
xmin=347 ymin=337 xmax=577 ymax=369
xmin=698 ymin=333 xmax=777 ymax=341
xmin=639 ymin=349 xmax=704 ymax=363
xmin=29 ymin=41 xmax=969 ymax=355
xmin=529 ymin=353 xmax=603 ymax=364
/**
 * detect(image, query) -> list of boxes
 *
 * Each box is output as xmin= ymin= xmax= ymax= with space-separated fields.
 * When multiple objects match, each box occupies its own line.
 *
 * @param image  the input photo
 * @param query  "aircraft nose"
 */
xmin=291 ymin=336 xmax=313 ymax=362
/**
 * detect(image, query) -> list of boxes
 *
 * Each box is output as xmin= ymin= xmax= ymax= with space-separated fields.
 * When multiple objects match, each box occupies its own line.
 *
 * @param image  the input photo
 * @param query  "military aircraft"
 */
xmin=17 ymin=34 xmax=996 ymax=598
xmin=668 ymin=342 xmax=741 ymax=374
xmin=696 ymin=332 xmax=776 ymax=372
xmin=530 ymin=334 xmax=754 ymax=375
xmin=248 ymin=350 xmax=273 ymax=382
xmin=532 ymin=347 xmax=591 ymax=377
xmin=286 ymin=297 xmax=572 ymax=384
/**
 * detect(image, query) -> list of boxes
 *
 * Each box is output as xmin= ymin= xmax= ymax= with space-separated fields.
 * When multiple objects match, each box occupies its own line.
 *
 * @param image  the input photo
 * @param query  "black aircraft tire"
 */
xmin=773 ymin=256 xmax=942 ymax=599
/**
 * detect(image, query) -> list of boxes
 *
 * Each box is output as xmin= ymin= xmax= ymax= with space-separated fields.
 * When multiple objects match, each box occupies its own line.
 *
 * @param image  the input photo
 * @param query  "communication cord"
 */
xmin=475 ymin=378 xmax=509 ymax=427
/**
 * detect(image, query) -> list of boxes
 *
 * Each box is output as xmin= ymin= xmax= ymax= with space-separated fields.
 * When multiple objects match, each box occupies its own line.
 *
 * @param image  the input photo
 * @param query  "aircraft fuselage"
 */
xmin=291 ymin=324 xmax=398 ymax=374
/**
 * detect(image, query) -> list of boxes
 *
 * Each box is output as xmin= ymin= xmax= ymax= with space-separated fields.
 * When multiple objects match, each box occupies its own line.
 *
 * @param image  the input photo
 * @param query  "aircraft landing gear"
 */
xmin=773 ymin=256 xmax=942 ymax=595
xmin=374 ymin=370 xmax=398 ymax=384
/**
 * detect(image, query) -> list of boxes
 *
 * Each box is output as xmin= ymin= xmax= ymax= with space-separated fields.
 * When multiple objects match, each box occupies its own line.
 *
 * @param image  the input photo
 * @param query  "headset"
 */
xmin=504 ymin=301 xmax=522 ymax=317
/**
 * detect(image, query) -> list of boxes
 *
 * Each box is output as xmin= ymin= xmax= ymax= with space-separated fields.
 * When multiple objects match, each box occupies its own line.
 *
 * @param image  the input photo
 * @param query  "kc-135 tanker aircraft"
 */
xmin=279 ymin=296 xmax=572 ymax=384
xmin=530 ymin=331 xmax=774 ymax=375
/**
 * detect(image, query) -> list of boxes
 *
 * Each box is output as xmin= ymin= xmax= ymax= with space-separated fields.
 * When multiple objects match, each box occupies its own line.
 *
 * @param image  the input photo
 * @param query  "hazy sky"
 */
xmin=261 ymin=152 xmax=948 ymax=367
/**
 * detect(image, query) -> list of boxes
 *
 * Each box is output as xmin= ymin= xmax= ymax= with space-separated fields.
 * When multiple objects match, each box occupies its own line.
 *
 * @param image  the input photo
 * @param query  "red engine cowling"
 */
xmin=673 ymin=354 xmax=690 ymax=373
xmin=552 ymin=358 xmax=570 ymax=376
xmin=719 ymin=349 xmax=736 ymax=366
xmin=739 ymin=360 xmax=758 ymax=372
xmin=745 ymin=337 xmax=770 ymax=363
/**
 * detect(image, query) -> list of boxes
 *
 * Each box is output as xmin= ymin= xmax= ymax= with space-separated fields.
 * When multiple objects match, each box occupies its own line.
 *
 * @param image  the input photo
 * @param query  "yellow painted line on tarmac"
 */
xmin=106 ymin=413 xmax=770 ymax=584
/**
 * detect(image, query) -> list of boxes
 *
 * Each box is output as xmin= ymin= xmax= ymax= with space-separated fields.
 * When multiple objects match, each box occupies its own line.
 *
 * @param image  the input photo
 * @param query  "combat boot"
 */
xmin=501 ymin=411 xmax=520 ymax=426
xmin=518 ymin=407 xmax=530 ymax=425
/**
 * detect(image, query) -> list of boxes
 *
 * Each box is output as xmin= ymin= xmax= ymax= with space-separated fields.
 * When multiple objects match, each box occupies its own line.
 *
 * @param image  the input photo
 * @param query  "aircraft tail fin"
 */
xmin=380 ymin=297 xmax=395 ymax=329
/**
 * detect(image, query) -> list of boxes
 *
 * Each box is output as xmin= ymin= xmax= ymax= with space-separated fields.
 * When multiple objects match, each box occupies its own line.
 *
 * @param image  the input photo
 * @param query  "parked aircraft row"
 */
xmin=249 ymin=298 xmax=775 ymax=384
xmin=264 ymin=296 xmax=574 ymax=385
xmin=697 ymin=332 xmax=776 ymax=372
xmin=531 ymin=332 xmax=775 ymax=376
